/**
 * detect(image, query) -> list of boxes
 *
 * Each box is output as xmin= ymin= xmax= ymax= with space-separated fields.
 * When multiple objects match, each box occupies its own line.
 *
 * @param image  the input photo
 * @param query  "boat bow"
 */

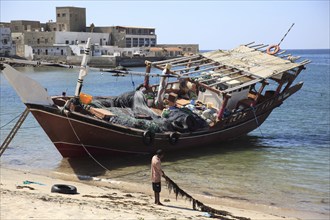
xmin=1 ymin=64 xmax=54 ymax=106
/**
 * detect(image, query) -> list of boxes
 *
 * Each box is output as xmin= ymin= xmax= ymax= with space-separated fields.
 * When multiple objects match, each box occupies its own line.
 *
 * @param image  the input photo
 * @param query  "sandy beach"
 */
xmin=1 ymin=167 xmax=326 ymax=220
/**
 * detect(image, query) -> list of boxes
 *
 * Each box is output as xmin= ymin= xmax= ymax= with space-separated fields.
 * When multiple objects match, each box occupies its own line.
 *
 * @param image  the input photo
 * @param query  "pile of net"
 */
xmin=88 ymin=90 xmax=208 ymax=133
xmin=163 ymin=174 xmax=251 ymax=220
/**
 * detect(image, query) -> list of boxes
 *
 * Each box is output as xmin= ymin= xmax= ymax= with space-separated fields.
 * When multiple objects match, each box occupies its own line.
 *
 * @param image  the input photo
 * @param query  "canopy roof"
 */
xmin=149 ymin=43 xmax=311 ymax=94
xmin=202 ymin=45 xmax=305 ymax=79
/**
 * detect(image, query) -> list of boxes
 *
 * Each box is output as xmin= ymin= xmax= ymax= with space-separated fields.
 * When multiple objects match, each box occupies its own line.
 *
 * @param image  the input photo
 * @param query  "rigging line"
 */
xmin=0 ymin=112 xmax=23 ymax=116
xmin=0 ymin=126 xmax=39 ymax=131
xmin=251 ymin=106 xmax=264 ymax=137
xmin=130 ymin=72 xmax=135 ymax=91
xmin=0 ymin=112 xmax=23 ymax=129
xmin=278 ymin=23 xmax=295 ymax=47
xmin=66 ymin=113 xmax=112 ymax=172
xmin=300 ymin=89 xmax=327 ymax=96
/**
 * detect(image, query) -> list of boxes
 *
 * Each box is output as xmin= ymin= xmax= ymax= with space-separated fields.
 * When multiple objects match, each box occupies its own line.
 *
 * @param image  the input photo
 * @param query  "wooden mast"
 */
xmin=74 ymin=38 xmax=91 ymax=98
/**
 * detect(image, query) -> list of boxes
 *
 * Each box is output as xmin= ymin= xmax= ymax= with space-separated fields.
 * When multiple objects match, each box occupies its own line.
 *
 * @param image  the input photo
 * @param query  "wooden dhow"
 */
xmin=1 ymin=39 xmax=311 ymax=157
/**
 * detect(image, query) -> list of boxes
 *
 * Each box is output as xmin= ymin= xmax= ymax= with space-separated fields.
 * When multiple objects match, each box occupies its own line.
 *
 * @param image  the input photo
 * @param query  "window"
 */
xmin=126 ymin=38 xmax=131 ymax=47
xmin=145 ymin=38 xmax=150 ymax=46
xmin=62 ymin=13 xmax=66 ymax=17
xmin=45 ymin=39 xmax=48 ymax=44
xmin=57 ymin=13 xmax=60 ymax=17
xmin=132 ymin=38 xmax=138 ymax=47
xmin=65 ymin=40 xmax=69 ymax=44
xmin=150 ymin=39 xmax=156 ymax=46
xmin=139 ymin=38 xmax=144 ymax=47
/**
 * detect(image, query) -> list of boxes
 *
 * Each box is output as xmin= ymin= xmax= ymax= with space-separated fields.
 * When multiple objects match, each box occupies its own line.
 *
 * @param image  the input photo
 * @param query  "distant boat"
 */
xmin=1 ymin=39 xmax=310 ymax=157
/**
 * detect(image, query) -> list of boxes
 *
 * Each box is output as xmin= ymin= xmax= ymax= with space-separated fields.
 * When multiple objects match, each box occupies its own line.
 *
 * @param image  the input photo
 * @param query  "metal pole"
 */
xmin=278 ymin=23 xmax=295 ymax=46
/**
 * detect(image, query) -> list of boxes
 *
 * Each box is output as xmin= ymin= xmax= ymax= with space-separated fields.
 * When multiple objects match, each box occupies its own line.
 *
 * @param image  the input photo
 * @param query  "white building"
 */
xmin=0 ymin=26 xmax=15 ymax=56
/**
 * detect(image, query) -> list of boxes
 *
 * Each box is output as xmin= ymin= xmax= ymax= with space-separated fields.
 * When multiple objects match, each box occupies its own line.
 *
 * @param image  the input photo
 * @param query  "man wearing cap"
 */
xmin=151 ymin=149 xmax=165 ymax=205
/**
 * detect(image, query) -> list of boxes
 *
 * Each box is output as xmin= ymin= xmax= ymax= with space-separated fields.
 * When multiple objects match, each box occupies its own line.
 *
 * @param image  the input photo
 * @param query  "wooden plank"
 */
xmin=176 ymin=99 xmax=191 ymax=107
xmin=172 ymin=61 xmax=219 ymax=73
xmin=224 ymin=78 xmax=262 ymax=93
xmin=89 ymin=107 xmax=116 ymax=120
xmin=150 ymin=54 xmax=201 ymax=65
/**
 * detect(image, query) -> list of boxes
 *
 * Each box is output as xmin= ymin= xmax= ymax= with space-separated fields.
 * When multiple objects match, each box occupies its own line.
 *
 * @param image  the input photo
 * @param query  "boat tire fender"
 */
xmin=142 ymin=130 xmax=154 ymax=145
xmin=51 ymin=184 xmax=77 ymax=194
xmin=169 ymin=132 xmax=180 ymax=145
xmin=171 ymin=121 xmax=187 ymax=133
xmin=266 ymin=45 xmax=280 ymax=55
xmin=185 ymin=115 xmax=197 ymax=132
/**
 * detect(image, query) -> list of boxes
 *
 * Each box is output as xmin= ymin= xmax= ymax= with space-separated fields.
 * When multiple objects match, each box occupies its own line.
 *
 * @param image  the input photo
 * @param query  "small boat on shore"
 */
xmin=1 ymin=38 xmax=310 ymax=157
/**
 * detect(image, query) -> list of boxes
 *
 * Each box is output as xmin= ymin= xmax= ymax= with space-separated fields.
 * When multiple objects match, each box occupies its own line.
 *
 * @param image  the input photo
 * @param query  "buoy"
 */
xmin=266 ymin=45 xmax=280 ymax=55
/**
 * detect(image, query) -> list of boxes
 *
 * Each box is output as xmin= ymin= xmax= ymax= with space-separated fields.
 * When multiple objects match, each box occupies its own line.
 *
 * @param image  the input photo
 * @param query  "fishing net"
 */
xmin=88 ymin=90 xmax=208 ymax=133
xmin=163 ymin=174 xmax=251 ymax=220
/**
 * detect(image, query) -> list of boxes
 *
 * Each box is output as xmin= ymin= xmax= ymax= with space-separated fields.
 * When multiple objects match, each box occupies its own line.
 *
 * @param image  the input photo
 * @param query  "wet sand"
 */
xmin=1 ymin=167 xmax=326 ymax=220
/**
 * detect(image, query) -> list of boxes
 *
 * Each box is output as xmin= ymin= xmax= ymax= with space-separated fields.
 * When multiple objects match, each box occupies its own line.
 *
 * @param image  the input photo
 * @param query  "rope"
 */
xmin=0 ymin=112 xmax=23 ymax=129
xmin=278 ymin=23 xmax=295 ymax=47
xmin=66 ymin=112 xmax=111 ymax=172
xmin=251 ymin=106 xmax=264 ymax=137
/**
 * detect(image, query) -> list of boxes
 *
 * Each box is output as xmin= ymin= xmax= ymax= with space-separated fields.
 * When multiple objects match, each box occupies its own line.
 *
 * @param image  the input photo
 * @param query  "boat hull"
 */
xmin=26 ymin=83 xmax=303 ymax=158
xmin=27 ymin=102 xmax=273 ymax=157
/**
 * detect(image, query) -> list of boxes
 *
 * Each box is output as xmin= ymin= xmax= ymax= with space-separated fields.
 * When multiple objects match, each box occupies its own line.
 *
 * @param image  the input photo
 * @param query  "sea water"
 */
xmin=0 ymin=49 xmax=329 ymax=216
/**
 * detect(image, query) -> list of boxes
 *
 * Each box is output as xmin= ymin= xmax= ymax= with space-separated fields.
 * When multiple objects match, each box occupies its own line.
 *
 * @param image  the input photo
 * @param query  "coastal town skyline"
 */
xmin=1 ymin=0 xmax=329 ymax=50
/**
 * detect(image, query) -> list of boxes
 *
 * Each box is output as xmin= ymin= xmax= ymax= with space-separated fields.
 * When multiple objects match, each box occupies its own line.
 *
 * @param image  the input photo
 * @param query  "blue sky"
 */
xmin=1 ymin=0 xmax=329 ymax=49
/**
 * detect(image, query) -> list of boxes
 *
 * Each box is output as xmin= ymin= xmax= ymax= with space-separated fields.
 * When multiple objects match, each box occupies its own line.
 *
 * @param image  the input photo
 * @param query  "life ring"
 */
xmin=266 ymin=45 xmax=280 ymax=55
xmin=142 ymin=130 xmax=154 ymax=145
xmin=169 ymin=132 xmax=180 ymax=145
xmin=51 ymin=184 xmax=77 ymax=194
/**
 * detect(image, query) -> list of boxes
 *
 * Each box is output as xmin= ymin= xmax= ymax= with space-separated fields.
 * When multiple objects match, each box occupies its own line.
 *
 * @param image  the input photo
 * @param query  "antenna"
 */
xmin=278 ymin=23 xmax=295 ymax=46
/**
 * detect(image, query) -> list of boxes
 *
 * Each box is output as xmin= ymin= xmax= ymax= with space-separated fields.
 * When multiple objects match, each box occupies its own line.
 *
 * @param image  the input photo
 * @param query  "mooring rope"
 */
xmin=0 ymin=112 xmax=22 ymax=129
xmin=163 ymin=174 xmax=250 ymax=220
xmin=251 ymin=106 xmax=264 ymax=137
xmin=66 ymin=112 xmax=112 ymax=172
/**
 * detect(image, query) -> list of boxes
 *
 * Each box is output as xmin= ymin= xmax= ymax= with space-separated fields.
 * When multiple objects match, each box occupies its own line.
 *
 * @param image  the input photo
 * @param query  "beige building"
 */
xmin=56 ymin=6 xmax=86 ymax=32
xmin=10 ymin=20 xmax=41 ymax=33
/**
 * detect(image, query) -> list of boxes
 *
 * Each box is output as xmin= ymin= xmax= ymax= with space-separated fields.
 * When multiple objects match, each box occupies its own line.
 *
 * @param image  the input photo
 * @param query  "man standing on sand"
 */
xmin=151 ymin=149 xmax=165 ymax=205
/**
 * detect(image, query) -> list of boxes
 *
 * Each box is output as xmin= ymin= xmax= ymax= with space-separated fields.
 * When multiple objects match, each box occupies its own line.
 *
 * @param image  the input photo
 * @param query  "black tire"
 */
xmin=185 ymin=115 xmax=197 ymax=132
xmin=171 ymin=121 xmax=187 ymax=133
xmin=142 ymin=130 xmax=154 ymax=145
xmin=51 ymin=184 xmax=77 ymax=194
xmin=169 ymin=132 xmax=180 ymax=145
